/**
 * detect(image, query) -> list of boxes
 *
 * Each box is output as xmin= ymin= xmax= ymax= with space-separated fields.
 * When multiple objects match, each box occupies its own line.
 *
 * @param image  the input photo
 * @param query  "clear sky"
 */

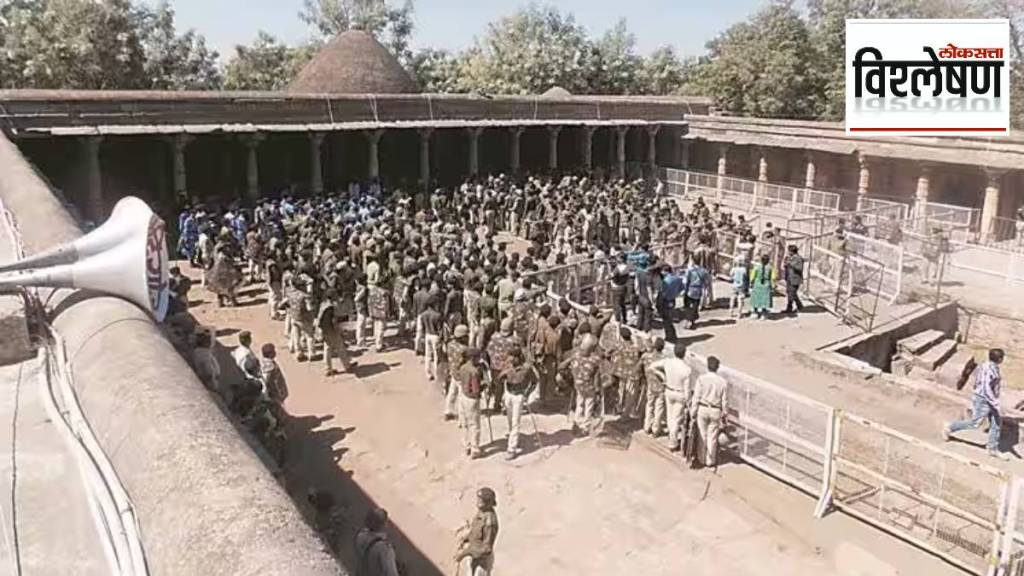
xmin=159 ymin=0 xmax=770 ymax=60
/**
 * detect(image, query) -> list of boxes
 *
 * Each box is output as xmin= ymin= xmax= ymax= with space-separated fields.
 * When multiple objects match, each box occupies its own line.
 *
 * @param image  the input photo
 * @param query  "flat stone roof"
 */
xmin=0 ymin=90 xmax=710 ymax=136
xmin=685 ymin=115 xmax=1024 ymax=172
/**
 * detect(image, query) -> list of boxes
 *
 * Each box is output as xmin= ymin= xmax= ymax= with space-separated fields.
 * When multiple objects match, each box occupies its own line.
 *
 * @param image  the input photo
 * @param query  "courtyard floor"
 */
xmin=188 ymin=272 xmax=967 ymax=576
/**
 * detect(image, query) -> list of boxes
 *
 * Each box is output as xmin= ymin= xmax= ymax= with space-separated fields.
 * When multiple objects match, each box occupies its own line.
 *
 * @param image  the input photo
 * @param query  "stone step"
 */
xmin=914 ymin=338 xmax=958 ymax=371
xmin=935 ymin=349 xmax=978 ymax=390
xmin=897 ymin=329 xmax=947 ymax=356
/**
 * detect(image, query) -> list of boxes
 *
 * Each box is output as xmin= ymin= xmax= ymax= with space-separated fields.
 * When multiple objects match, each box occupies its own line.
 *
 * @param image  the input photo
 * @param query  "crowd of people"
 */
xmin=168 ymin=172 xmax=820 ymax=574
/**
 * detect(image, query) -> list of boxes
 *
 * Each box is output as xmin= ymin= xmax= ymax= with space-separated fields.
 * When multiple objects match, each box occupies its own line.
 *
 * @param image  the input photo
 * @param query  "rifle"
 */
xmin=683 ymin=413 xmax=700 ymax=469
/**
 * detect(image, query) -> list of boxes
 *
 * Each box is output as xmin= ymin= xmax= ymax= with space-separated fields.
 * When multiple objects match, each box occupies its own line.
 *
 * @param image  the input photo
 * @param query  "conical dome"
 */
xmin=289 ymin=30 xmax=420 ymax=94
xmin=542 ymin=86 xmax=572 ymax=98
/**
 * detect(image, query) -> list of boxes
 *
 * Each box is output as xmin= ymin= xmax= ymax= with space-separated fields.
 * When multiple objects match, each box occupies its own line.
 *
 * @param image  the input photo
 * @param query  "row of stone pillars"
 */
xmin=78 ymin=124 xmax=664 ymax=221
xmin=710 ymin=142 xmax=1008 ymax=242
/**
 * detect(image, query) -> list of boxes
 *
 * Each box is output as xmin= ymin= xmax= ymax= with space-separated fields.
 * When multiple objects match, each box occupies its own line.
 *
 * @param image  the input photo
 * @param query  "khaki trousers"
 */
xmin=664 ymin=388 xmax=687 ymax=448
xmin=697 ymin=406 xmax=723 ymax=466
xmin=504 ymin=392 xmax=525 ymax=454
xmin=460 ymin=395 xmax=481 ymax=455
xmin=644 ymin=388 xmax=666 ymax=435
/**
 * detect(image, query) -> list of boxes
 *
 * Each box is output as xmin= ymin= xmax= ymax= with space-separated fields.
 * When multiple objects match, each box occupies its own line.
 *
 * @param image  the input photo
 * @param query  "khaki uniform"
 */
xmin=641 ymin=351 xmax=666 ymax=435
xmin=458 ymin=362 xmax=484 ymax=457
xmin=287 ymin=288 xmax=315 ymax=359
xmin=500 ymin=363 xmax=537 ymax=456
xmin=458 ymin=509 xmax=499 ymax=576
xmin=651 ymin=357 xmax=694 ymax=449
xmin=690 ymin=372 xmax=729 ymax=466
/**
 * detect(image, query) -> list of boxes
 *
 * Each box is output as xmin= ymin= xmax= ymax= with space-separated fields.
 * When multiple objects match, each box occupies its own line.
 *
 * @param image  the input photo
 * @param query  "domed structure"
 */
xmin=542 ymin=86 xmax=573 ymax=99
xmin=289 ymin=30 xmax=420 ymax=94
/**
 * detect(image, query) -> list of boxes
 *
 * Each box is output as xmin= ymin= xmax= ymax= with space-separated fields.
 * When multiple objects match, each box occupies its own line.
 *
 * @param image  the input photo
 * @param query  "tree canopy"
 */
xmin=0 ymin=0 xmax=220 ymax=90
xmin=0 ymin=0 xmax=1019 ymax=127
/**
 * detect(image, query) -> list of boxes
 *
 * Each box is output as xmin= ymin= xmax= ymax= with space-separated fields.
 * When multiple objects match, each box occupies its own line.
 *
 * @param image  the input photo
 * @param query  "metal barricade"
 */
xmin=827 ymin=412 xmax=1010 ymax=575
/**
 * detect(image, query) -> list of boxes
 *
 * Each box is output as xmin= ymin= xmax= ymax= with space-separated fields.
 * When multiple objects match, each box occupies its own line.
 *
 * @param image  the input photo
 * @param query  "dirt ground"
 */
xmin=186 ymin=270 xmax=966 ymax=576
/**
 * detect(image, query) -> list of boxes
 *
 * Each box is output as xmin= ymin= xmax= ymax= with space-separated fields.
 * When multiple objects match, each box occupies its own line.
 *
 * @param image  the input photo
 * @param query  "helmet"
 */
xmin=454 ymin=325 xmax=469 ymax=338
xmin=500 ymin=318 xmax=513 ymax=333
xmin=580 ymin=335 xmax=598 ymax=352
xmin=477 ymin=487 xmax=497 ymax=507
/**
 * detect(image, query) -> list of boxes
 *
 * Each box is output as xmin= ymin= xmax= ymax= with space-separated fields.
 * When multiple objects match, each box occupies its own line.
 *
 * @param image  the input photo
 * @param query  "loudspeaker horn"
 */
xmin=0 ymin=196 xmax=170 ymax=322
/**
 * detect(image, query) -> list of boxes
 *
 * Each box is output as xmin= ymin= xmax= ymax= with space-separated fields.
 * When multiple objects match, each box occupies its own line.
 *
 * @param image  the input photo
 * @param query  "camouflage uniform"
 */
xmin=445 ymin=339 xmax=467 ymax=421
xmin=612 ymin=341 xmax=643 ymax=419
xmin=568 ymin=354 xmax=601 ymax=434
xmin=511 ymin=300 xmax=535 ymax=345
xmin=287 ymin=286 xmax=315 ymax=360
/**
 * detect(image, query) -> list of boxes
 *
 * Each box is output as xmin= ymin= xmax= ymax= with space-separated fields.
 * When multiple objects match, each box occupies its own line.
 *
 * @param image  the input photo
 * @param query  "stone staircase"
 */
xmin=890 ymin=329 xmax=976 ymax=389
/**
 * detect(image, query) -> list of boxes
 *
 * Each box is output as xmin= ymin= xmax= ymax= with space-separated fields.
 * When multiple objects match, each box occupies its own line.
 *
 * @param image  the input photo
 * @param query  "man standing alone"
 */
xmin=783 ymin=245 xmax=805 ymax=316
xmin=455 ymin=487 xmax=499 ymax=575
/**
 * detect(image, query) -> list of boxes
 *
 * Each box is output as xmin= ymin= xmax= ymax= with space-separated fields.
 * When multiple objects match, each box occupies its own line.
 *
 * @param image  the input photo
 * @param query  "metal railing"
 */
xmin=659 ymin=167 xmax=842 ymax=217
xmin=546 ymin=280 xmax=1019 ymax=575
xmin=982 ymin=217 xmax=1024 ymax=254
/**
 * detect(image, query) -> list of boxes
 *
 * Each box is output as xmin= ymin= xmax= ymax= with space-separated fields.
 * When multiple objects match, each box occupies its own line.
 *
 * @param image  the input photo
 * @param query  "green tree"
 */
xmin=223 ymin=32 xmax=315 ymax=91
xmin=300 ymin=0 xmax=414 ymax=63
xmin=0 ymin=0 xmax=220 ymax=90
xmin=807 ymin=0 xmax=977 ymax=118
xmin=1 ymin=0 xmax=149 ymax=89
xmin=976 ymin=0 xmax=1023 ymax=126
xmin=408 ymin=47 xmax=462 ymax=92
xmin=457 ymin=5 xmax=592 ymax=95
xmin=139 ymin=2 xmax=221 ymax=90
xmin=639 ymin=46 xmax=694 ymax=95
xmin=693 ymin=1 xmax=825 ymax=118
xmin=587 ymin=19 xmax=643 ymax=94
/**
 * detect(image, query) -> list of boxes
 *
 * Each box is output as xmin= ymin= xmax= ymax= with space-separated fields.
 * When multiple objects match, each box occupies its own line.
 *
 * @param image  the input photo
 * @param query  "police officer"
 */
xmin=458 ymin=348 xmax=485 ymax=459
xmin=612 ymin=327 xmax=643 ymax=420
xmin=642 ymin=337 xmax=667 ymax=436
xmin=455 ymin=487 xmax=499 ymax=576
xmin=560 ymin=335 xmax=602 ymax=436
xmin=497 ymin=349 xmax=538 ymax=460
xmin=444 ymin=324 xmax=470 ymax=422
xmin=690 ymin=355 xmax=729 ymax=469
xmin=486 ymin=318 xmax=523 ymax=413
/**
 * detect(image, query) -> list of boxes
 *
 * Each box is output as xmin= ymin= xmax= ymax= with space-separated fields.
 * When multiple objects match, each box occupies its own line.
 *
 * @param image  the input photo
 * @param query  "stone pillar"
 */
xmin=856 ymin=154 xmax=871 ymax=210
xmin=914 ymin=163 xmax=931 ymax=232
xmin=169 ymin=134 xmax=192 ymax=201
xmin=82 ymin=136 xmax=104 ymax=223
xmin=804 ymin=152 xmax=817 ymax=189
xmin=419 ymin=128 xmax=433 ymax=189
xmin=615 ymin=126 xmax=628 ymax=179
xmin=757 ymin=150 xmax=769 ymax=182
xmin=582 ymin=126 xmax=596 ymax=170
xmin=716 ymin=143 xmax=728 ymax=198
xmin=547 ymin=126 xmax=561 ymax=171
xmin=680 ymin=139 xmax=690 ymax=169
xmin=467 ymin=127 xmax=483 ymax=176
xmin=366 ymin=129 xmax=384 ymax=180
xmin=243 ymin=133 xmax=264 ymax=204
xmin=646 ymin=125 xmax=659 ymax=169
xmin=981 ymin=168 xmax=1005 ymax=243
xmin=510 ymin=127 xmax=524 ymax=173
xmin=755 ymin=148 xmax=769 ymax=208
xmin=309 ymin=132 xmax=325 ymax=196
